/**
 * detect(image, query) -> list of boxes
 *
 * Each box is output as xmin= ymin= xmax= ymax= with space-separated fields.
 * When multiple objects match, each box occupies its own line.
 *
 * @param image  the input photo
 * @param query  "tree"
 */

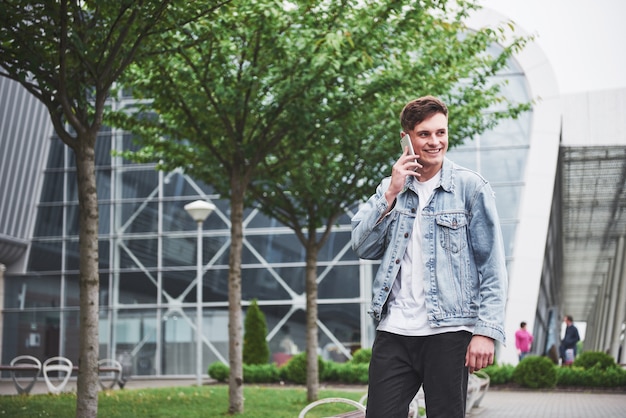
xmin=110 ymin=0 xmax=531 ymax=407
xmin=0 ymin=1 xmax=226 ymax=416
xmin=243 ymin=299 xmax=270 ymax=365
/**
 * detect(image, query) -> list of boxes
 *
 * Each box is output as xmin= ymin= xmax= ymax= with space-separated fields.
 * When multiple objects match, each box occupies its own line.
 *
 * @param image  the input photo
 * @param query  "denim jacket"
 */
xmin=351 ymin=158 xmax=508 ymax=344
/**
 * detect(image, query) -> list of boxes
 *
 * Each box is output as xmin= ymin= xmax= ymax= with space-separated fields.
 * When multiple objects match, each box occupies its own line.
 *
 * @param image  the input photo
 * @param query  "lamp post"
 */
xmin=184 ymin=200 xmax=216 ymax=387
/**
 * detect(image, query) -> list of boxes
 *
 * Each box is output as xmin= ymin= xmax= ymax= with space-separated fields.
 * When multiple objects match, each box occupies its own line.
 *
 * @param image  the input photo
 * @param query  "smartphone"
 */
xmin=400 ymin=134 xmax=418 ymax=164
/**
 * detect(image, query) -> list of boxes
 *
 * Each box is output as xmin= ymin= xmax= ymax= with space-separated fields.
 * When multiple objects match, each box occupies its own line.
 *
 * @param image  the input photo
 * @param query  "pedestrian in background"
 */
xmin=560 ymin=315 xmax=580 ymax=365
xmin=515 ymin=321 xmax=533 ymax=361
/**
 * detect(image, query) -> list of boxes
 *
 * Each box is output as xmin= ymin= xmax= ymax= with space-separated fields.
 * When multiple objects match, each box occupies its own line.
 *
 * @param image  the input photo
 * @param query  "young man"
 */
xmin=560 ymin=315 xmax=580 ymax=365
xmin=351 ymin=96 xmax=508 ymax=418
xmin=515 ymin=321 xmax=534 ymax=361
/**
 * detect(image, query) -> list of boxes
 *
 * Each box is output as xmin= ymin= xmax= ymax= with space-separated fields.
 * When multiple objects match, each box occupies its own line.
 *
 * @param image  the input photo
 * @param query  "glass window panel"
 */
xmin=66 ymin=171 xmax=79 ymax=202
xmin=28 ymin=241 xmax=63 ymax=271
xmin=115 ymin=309 xmax=158 ymax=376
xmin=481 ymin=112 xmax=532 ymax=148
xmin=162 ymin=236 xmax=196 ymax=267
xmin=318 ymin=265 xmax=361 ymax=299
xmin=98 ymin=315 xmax=110 ymax=356
xmin=121 ymin=169 xmax=158 ymax=199
xmin=162 ymin=309 xmax=195 ymax=375
xmin=245 ymin=234 xmax=304 ymax=264
xmin=493 ymin=184 xmax=523 ymax=220
xmin=39 ymin=172 xmax=65 ymax=203
xmin=319 ymin=303 xmax=361 ymax=362
xmin=481 ymin=148 xmax=528 ymax=183
xmin=0 ymin=310 xmax=63 ymax=365
xmin=242 ymin=268 xmax=294 ymax=301
xmin=446 ymin=148 xmax=478 ymax=171
xmin=67 ymin=203 xmax=79 ymax=236
xmin=33 ymin=204 xmax=64 ymax=237
xmin=119 ymin=238 xmax=158 ymax=268
xmin=65 ymin=240 xmax=80 ymax=271
xmin=163 ymin=172 xmax=202 ymax=197
xmin=61 ymin=310 xmax=80 ymax=363
xmin=64 ymin=274 xmax=80 ymax=307
xmin=244 ymin=208 xmax=284 ymax=229
xmin=318 ymin=231 xmax=355 ymax=262
xmin=262 ymin=305 xmax=292 ymax=334
xmin=99 ymin=272 xmax=110 ymax=308
xmin=98 ymin=203 xmax=110 ymax=234
xmin=204 ymin=268 xmax=230 ymax=303
xmin=119 ymin=201 xmax=158 ymax=234
xmin=162 ymin=269 xmax=195 ymax=302
xmin=119 ymin=271 xmax=158 ymax=304
xmin=94 ymin=131 xmax=112 ymax=166
xmin=46 ymin=137 xmax=65 ymax=169
xmin=265 ymin=308 xmax=297 ymax=359
xmin=194 ymin=179 xmax=215 ymax=195
xmin=500 ymin=222 xmax=518 ymax=259
xmin=162 ymin=201 xmax=191 ymax=232
xmin=269 ymin=310 xmax=306 ymax=360
xmin=204 ymin=236 xmax=229 ymax=265
xmin=4 ymin=274 xmax=61 ymax=309
xmin=163 ymin=235 xmax=230 ymax=270
xmin=96 ymin=169 xmax=111 ymax=201
xmin=100 ymin=239 xmax=112 ymax=269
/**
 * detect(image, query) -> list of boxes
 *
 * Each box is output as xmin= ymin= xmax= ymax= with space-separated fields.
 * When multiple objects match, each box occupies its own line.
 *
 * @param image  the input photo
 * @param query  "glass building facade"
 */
xmin=1 ymin=45 xmax=531 ymax=377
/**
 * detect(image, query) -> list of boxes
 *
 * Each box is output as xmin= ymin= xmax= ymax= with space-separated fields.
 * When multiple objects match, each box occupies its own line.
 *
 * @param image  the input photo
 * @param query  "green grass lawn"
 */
xmin=0 ymin=384 xmax=368 ymax=417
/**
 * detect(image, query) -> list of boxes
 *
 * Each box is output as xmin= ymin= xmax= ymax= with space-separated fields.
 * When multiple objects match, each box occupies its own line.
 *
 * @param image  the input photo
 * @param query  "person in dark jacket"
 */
xmin=560 ymin=315 xmax=580 ymax=365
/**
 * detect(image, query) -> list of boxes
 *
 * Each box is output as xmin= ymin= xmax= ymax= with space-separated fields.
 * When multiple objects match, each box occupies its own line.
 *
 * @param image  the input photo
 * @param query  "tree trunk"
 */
xmin=305 ymin=244 xmax=319 ymax=402
xmin=228 ymin=175 xmax=245 ymax=414
xmin=74 ymin=138 xmax=100 ymax=418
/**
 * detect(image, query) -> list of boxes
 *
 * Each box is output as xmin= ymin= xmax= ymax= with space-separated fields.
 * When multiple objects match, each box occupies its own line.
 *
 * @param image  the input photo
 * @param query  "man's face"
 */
xmin=407 ymin=112 xmax=448 ymax=173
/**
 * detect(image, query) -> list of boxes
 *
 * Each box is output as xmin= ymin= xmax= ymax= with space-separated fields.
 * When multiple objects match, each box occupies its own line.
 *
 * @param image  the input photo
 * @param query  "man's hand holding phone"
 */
xmin=384 ymin=133 xmax=422 ymax=207
xmin=400 ymin=133 xmax=421 ymax=172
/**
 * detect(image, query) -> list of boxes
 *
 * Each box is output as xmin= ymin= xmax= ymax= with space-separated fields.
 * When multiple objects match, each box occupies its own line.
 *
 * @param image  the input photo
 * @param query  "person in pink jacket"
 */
xmin=515 ymin=321 xmax=534 ymax=361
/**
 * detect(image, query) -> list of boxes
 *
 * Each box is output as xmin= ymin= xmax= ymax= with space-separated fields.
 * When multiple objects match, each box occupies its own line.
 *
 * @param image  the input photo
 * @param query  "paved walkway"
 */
xmin=1 ymin=378 xmax=625 ymax=417
xmin=470 ymin=389 xmax=626 ymax=417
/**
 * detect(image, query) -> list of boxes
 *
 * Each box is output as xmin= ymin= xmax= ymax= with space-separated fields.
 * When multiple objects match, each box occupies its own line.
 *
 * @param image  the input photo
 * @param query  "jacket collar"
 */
xmin=439 ymin=157 xmax=455 ymax=193
xmin=404 ymin=157 xmax=455 ymax=193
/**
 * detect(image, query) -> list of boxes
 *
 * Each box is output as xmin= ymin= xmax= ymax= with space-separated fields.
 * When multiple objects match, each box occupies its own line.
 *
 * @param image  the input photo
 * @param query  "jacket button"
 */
xmin=411 ymin=208 xmax=416 ymax=213
xmin=384 ymin=286 xmax=389 ymax=291
xmin=404 ymin=232 xmax=409 ymax=238
xmin=395 ymin=259 xmax=400 ymax=264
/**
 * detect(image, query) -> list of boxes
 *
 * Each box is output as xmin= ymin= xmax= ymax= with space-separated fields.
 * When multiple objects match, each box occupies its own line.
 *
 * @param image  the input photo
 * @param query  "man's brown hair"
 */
xmin=400 ymin=95 xmax=448 ymax=132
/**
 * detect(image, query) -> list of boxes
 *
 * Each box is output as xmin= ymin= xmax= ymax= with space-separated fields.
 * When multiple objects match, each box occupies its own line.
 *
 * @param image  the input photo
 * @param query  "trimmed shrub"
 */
xmin=320 ymin=360 xmax=369 ymax=384
xmin=573 ymin=351 xmax=617 ymax=370
xmin=557 ymin=364 xmax=626 ymax=387
xmin=243 ymin=299 xmax=270 ymax=365
xmin=350 ymin=348 xmax=372 ymax=364
xmin=282 ymin=352 xmax=325 ymax=384
xmin=321 ymin=360 xmax=342 ymax=382
xmin=482 ymin=363 xmax=515 ymax=385
xmin=512 ymin=356 xmax=557 ymax=389
xmin=243 ymin=363 xmax=281 ymax=383
xmin=338 ymin=362 xmax=369 ymax=384
xmin=208 ymin=362 xmax=229 ymax=382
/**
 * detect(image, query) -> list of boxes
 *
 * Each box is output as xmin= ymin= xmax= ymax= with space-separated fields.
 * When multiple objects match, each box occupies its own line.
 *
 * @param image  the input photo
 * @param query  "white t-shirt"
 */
xmin=378 ymin=172 xmax=471 ymax=336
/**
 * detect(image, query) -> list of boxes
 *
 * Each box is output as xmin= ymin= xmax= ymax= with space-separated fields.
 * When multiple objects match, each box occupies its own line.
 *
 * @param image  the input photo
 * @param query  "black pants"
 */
xmin=365 ymin=330 xmax=472 ymax=418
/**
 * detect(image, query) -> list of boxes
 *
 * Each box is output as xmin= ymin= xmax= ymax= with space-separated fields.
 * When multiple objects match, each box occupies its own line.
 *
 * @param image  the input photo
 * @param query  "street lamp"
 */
xmin=184 ymin=200 xmax=216 ymax=387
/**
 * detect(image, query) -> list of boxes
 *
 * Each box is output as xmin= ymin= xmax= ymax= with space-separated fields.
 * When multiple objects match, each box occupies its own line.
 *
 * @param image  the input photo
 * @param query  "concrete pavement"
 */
xmin=469 ymin=388 xmax=626 ymax=417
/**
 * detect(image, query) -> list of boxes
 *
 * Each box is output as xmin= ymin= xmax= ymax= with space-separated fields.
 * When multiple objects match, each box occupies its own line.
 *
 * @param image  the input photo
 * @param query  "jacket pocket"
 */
xmin=436 ymin=213 xmax=468 ymax=253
